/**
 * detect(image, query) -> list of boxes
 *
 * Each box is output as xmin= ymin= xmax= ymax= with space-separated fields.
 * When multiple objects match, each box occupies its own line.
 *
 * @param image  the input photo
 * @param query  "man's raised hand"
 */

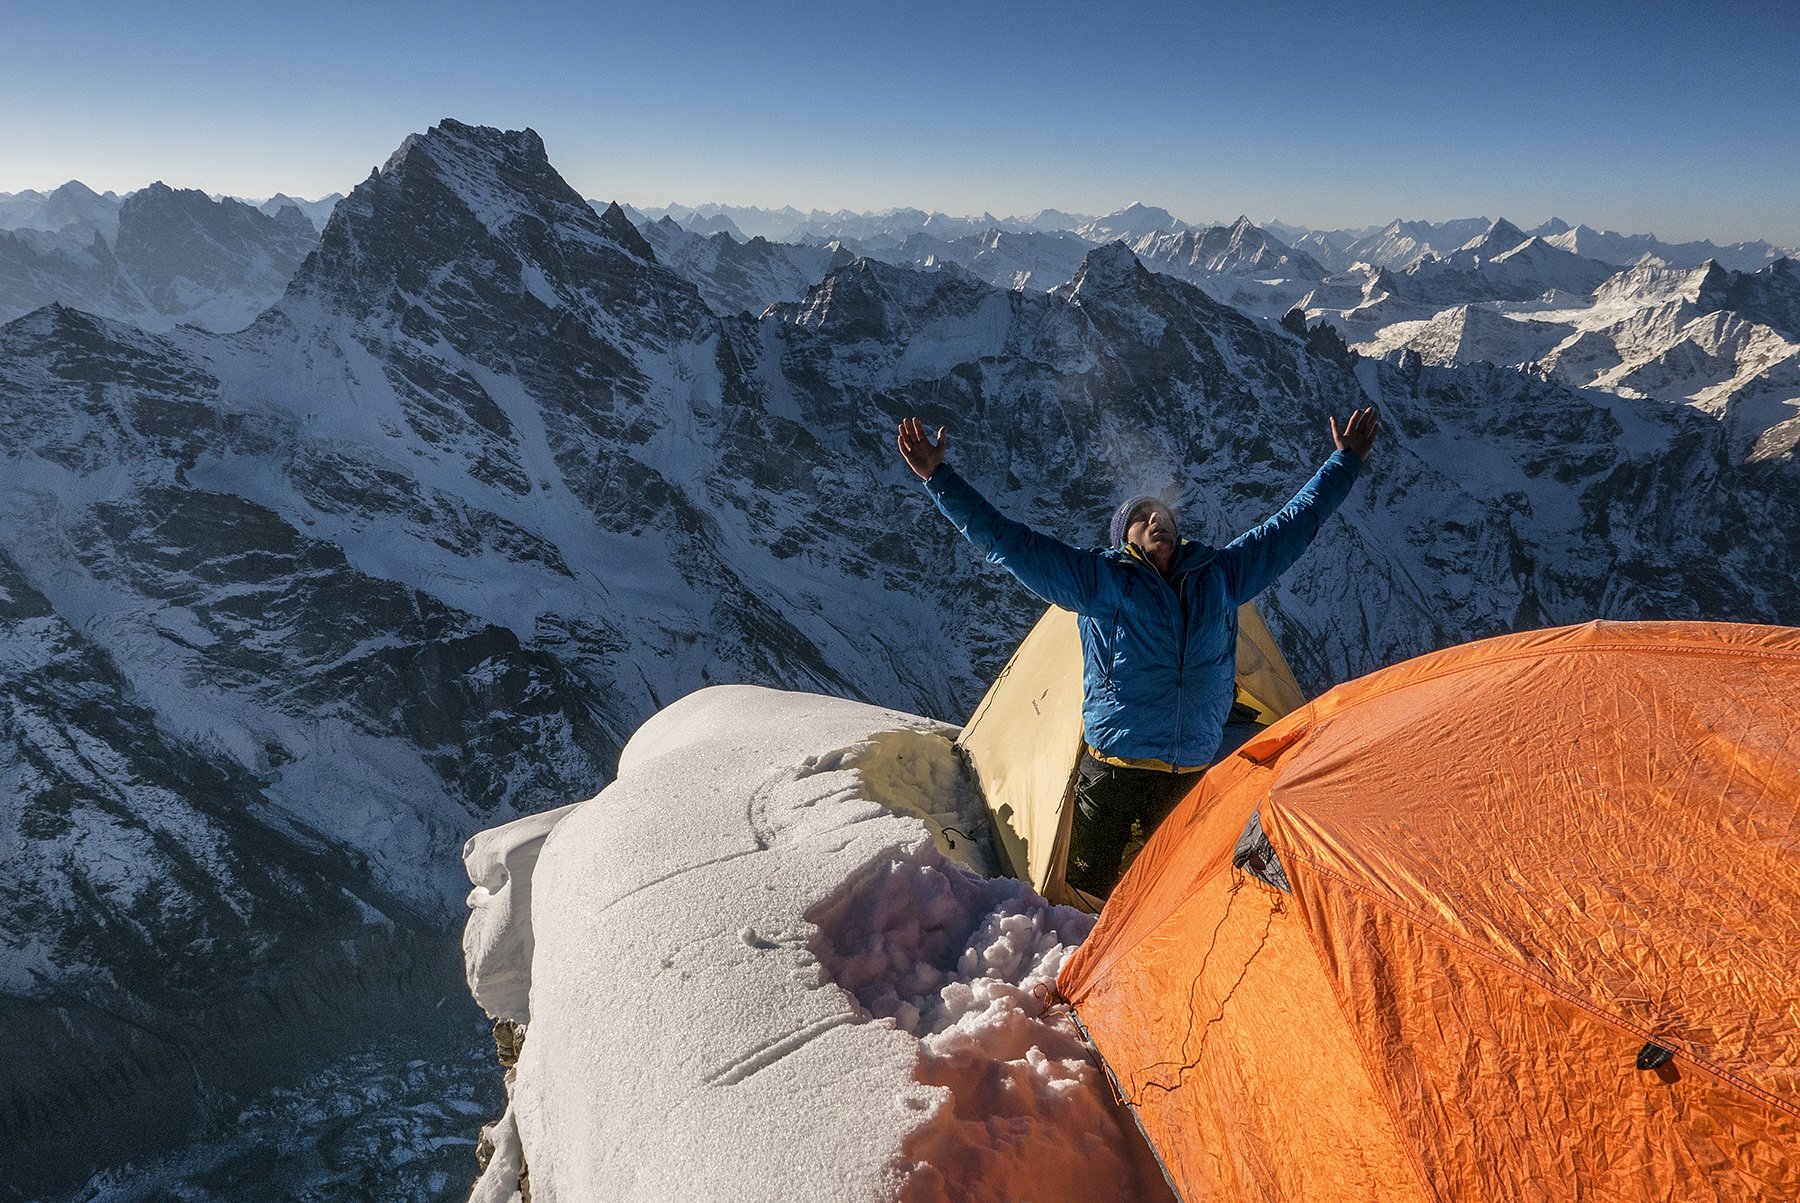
xmin=897 ymin=416 xmax=948 ymax=481
xmin=1330 ymin=406 xmax=1379 ymax=461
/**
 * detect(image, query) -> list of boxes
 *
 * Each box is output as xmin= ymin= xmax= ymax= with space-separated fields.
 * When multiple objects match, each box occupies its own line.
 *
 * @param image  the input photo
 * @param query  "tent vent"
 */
xmin=1636 ymin=1042 xmax=1675 ymax=1071
xmin=1231 ymin=808 xmax=1291 ymax=892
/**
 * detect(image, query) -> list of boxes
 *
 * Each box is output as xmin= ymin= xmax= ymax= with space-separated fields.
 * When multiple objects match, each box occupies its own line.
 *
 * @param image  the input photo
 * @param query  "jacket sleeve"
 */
xmin=922 ymin=464 xmax=1107 ymax=613
xmin=1217 ymin=449 xmax=1362 ymax=604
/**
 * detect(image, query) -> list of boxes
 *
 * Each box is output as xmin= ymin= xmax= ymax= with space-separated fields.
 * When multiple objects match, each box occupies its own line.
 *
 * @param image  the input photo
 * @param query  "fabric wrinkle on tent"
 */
xmin=1053 ymin=620 xmax=1800 ymax=1202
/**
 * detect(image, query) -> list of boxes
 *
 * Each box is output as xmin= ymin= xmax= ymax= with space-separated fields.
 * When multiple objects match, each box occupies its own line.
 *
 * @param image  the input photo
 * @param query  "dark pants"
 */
xmin=1064 ymin=751 xmax=1197 ymax=899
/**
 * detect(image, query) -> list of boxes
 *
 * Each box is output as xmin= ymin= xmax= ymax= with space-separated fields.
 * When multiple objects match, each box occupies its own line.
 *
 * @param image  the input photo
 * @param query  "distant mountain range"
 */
xmin=617 ymin=206 xmax=1799 ymax=463
xmin=619 ymin=201 xmax=1795 ymax=273
xmin=0 ymin=182 xmax=340 ymax=332
xmin=0 ymin=182 xmax=341 ymax=237
xmin=1313 ymin=224 xmax=1800 ymax=459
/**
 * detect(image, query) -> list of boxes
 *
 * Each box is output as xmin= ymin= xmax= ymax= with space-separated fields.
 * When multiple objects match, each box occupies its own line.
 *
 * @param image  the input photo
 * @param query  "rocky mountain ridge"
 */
xmin=634 ymin=207 xmax=1798 ymax=448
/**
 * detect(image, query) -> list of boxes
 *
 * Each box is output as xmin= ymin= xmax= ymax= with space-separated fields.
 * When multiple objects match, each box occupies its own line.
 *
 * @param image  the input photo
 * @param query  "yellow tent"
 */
xmin=958 ymin=603 xmax=1305 ymax=910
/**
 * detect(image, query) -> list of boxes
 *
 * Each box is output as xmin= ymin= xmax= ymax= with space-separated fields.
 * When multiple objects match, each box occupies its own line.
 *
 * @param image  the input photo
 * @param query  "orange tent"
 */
xmin=1057 ymin=621 xmax=1800 ymax=1202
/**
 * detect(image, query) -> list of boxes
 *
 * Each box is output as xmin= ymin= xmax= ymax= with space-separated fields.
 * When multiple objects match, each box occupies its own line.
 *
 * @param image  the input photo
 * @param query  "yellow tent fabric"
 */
xmin=1232 ymin=601 xmax=1307 ymax=723
xmin=1058 ymin=621 xmax=1800 ymax=1202
xmin=957 ymin=603 xmax=1306 ymax=910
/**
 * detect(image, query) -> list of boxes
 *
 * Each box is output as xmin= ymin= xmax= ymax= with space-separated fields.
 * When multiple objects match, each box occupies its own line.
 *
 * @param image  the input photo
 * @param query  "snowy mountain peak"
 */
xmin=778 ymin=255 xmax=993 ymax=340
xmin=253 ymin=192 xmax=341 ymax=233
xmin=1061 ymin=241 xmax=1155 ymax=299
xmin=269 ymin=203 xmax=314 ymax=236
xmin=120 ymin=179 xmax=257 ymax=224
xmin=1382 ymin=218 xmax=1437 ymax=240
xmin=4 ymin=298 xmax=85 ymax=338
xmin=596 ymin=199 xmax=657 ymax=262
xmin=383 ymin=118 xmax=550 ymax=180
xmin=49 ymin=179 xmax=107 ymax=204
xmin=1020 ymin=207 xmax=1090 ymax=231
xmin=290 ymin=119 xmax=696 ymax=330
xmin=1464 ymin=217 xmax=1528 ymax=253
xmin=1694 ymin=256 xmax=1800 ymax=342
xmin=1122 ymin=220 xmax=1328 ymax=285
xmin=1113 ymin=202 xmax=1178 ymax=224
xmin=1077 ymin=203 xmax=1188 ymax=241
xmin=1591 ymin=258 xmax=1711 ymax=306
xmin=356 ymin=119 xmax=597 ymax=249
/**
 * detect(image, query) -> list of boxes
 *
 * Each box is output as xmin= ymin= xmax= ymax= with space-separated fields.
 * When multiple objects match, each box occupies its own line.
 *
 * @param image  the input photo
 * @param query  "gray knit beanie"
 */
xmin=1110 ymin=496 xmax=1177 ymax=548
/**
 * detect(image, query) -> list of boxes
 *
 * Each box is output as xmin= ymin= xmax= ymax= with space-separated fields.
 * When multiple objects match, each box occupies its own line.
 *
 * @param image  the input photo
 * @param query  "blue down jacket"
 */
xmin=925 ymin=450 xmax=1361 ymax=767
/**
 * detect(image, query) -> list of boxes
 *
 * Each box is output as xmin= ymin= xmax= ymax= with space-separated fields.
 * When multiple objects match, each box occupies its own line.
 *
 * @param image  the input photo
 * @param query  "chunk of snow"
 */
xmin=463 ymin=800 xmax=582 ymax=1023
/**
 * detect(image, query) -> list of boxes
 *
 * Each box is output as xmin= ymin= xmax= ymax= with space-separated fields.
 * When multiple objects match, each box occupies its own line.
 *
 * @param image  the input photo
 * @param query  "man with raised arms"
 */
xmin=897 ymin=407 xmax=1378 ymax=897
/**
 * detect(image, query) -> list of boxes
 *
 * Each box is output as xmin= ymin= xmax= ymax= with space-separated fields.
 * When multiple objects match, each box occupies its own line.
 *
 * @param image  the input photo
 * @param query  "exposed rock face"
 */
xmin=1695 ymin=257 xmax=1800 ymax=341
xmin=3 ymin=120 xmax=1798 ymax=1193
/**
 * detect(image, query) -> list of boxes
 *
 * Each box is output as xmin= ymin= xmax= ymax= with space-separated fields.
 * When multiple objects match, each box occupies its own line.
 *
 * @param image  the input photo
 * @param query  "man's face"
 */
xmin=1126 ymin=502 xmax=1176 ymax=566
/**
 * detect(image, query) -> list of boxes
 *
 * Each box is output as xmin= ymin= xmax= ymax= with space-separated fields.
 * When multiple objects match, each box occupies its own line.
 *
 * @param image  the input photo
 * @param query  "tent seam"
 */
xmin=1286 ymin=849 xmax=1800 ymax=1123
xmin=1289 ymin=865 xmax=1444 ymax=1203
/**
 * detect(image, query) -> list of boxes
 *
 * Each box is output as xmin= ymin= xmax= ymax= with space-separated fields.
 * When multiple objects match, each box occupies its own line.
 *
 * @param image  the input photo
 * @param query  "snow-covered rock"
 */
xmin=1355 ymin=303 xmax=1570 ymax=368
xmin=1118 ymin=218 xmax=1330 ymax=317
xmin=932 ymin=227 xmax=1094 ymax=292
xmin=1396 ymin=220 xmax=1617 ymax=305
xmin=1129 ymin=217 xmax=1327 ymax=281
xmin=462 ymin=685 xmax=1172 ymax=1203
xmin=1535 ymin=220 xmax=1796 ymax=272
xmin=1325 ymin=216 xmax=1494 ymax=272
xmin=1074 ymin=202 xmax=1193 ymax=242
xmin=1309 ymin=244 xmax=1800 ymax=454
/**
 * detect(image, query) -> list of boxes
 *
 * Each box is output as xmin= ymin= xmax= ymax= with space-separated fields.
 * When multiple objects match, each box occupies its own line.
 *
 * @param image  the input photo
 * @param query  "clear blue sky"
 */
xmin=4 ymin=0 xmax=1796 ymax=244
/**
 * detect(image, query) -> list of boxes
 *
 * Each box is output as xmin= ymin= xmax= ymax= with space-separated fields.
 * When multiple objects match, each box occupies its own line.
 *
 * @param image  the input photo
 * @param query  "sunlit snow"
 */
xmin=462 ymin=685 xmax=1173 ymax=1203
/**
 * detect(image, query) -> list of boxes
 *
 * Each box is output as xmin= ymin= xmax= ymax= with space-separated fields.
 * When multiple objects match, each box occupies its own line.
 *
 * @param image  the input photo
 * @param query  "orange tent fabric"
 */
xmin=1058 ymin=621 xmax=1800 ymax=1202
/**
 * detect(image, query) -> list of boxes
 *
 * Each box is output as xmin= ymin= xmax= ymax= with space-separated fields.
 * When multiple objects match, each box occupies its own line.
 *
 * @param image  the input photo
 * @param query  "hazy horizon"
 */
xmin=7 ymin=170 xmax=1796 ymax=253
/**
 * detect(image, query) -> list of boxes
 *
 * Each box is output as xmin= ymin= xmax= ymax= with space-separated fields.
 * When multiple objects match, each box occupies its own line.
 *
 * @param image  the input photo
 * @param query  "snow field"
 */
xmin=463 ymin=685 xmax=1171 ymax=1202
